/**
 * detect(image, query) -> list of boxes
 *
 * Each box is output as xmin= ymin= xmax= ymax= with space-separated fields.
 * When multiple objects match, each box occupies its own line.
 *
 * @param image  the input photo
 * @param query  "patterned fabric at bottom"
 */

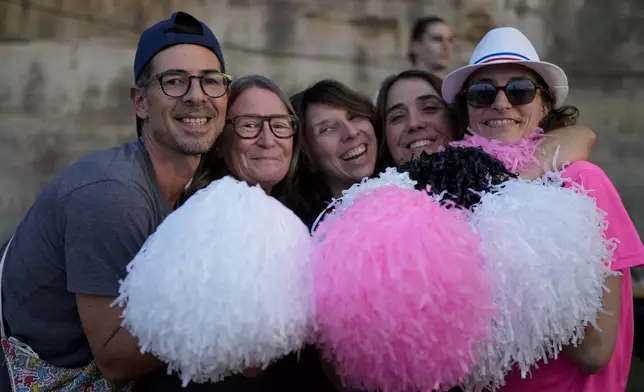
xmin=2 ymin=337 xmax=132 ymax=392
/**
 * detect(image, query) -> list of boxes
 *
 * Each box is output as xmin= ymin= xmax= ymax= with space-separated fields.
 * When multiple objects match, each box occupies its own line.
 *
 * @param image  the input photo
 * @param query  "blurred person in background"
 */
xmin=373 ymin=15 xmax=453 ymax=103
xmin=408 ymin=15 xmax=455 ymax=78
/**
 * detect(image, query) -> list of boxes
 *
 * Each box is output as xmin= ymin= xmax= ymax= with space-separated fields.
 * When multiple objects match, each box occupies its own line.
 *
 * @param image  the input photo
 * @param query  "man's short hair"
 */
xmin=135 ymin=62 xmax=155 ymax=137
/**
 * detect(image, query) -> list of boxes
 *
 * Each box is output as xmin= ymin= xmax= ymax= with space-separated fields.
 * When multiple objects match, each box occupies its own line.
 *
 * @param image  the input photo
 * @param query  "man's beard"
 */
xmin=167 ymin=103 xmax=222 ymax=155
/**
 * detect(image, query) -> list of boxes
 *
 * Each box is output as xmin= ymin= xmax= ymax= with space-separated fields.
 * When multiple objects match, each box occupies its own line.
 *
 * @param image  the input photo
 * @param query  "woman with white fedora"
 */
xmin=442 ymin=26 xmax=572 ymax=144
xmin=442 ymin=26 xmax=644 ymax=391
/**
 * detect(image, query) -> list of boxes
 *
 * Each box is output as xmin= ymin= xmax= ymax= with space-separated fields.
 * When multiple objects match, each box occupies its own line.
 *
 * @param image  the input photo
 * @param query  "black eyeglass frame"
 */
xmin=141 ymin=70 xmax=233 ymax=99
xmin=225 ymin=115 xmax=299 ymax=139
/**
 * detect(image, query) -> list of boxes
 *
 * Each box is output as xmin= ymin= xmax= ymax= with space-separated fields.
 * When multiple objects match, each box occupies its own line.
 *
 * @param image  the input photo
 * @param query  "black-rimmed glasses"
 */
xmin=226 ymin=115 xmax=298 ymax=139
xmin=145 ymin=71 xmax=232 ymax=98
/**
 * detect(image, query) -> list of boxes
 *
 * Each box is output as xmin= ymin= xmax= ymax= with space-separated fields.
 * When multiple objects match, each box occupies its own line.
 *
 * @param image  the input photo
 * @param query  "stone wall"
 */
xmin=1 ymin=0 xmax=644 ymax=241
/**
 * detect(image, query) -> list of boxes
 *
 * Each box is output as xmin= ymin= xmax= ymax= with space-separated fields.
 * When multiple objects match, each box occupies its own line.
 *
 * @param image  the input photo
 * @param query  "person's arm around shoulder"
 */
xmin=562 ymin=162 xmax=644 ymax=374
xmin=540 ymin=125 xmax=596 ymax=169
xmin=63 ymin=180 xmax=164 ymax=384
xmin=520 ymin=125 xmax=595 ymax=180
xmin=563 ymin=275 xmax=622 ymax=374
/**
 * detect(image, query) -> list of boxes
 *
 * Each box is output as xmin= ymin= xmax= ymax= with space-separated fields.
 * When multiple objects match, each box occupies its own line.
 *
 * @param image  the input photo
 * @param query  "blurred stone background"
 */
xmin=1 ymin=0 xmax=644 ymax=242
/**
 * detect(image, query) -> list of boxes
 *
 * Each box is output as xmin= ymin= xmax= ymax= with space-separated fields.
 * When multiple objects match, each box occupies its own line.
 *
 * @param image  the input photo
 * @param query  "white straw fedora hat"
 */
xmin=442 ymin=27 xmax=569 ymax=108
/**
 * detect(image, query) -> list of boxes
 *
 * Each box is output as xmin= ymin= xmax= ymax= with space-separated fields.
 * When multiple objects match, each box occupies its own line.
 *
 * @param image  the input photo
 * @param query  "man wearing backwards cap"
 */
xmin=0 ymin=11 xmax=230 ymax=389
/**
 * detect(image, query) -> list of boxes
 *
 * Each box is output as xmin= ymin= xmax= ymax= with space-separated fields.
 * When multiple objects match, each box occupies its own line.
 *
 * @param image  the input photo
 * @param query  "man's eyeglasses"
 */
xmin=145 ymin=71 xmax=233 ymax=98
xmin=464 ymin=78 xmax=543 ymax=108
xmin=226 ymin=115 xmax=298 ymax=139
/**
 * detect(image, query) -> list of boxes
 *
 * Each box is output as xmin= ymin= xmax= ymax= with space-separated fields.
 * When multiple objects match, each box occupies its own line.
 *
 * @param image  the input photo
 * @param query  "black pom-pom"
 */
xmin=397 ymin=146 xmax=517 ymax=209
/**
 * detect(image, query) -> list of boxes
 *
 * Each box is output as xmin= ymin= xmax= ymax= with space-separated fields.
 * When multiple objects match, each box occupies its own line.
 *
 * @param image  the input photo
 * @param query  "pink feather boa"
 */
xmin=447 ymin=128 xmax=546 ymax=173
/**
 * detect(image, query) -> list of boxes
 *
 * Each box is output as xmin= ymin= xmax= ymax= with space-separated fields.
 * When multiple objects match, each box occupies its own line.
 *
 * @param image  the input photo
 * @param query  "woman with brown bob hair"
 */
xmin=268 ymin=79 xmax=389 ymax=391
xmin=278 ymin=77 xmax=470 ymax=392
xmin=287 ymin=79 xmax=391 ymax=228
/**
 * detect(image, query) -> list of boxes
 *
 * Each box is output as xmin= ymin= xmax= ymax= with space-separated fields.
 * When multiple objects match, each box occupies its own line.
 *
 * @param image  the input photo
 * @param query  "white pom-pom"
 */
xmin=311 ymin=168 xmax=416 ymax=232
xmin=463 ymin=172 xmax=617 ymax=391
xmin=114 ymin=176 xmax=312 ymax=386
xmin=337 ymin=167 xmax=417 ymax=212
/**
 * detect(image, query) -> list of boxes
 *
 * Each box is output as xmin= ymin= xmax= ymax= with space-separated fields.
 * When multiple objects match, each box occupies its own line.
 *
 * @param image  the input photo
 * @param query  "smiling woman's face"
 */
xmin=304 ymin=103 xmax=377 ymax=197
xmin=219 ymin=87 xmax=294 ymax=192
xmin=466 ymin=64 xmax=549 ymax=142
xmin=384 ymin=77 xmax=453 ymax=164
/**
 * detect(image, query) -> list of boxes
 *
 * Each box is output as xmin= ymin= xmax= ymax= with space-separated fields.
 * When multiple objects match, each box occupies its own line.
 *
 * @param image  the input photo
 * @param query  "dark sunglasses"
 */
xmin=464 ymin=78 xmax=542 ymax=108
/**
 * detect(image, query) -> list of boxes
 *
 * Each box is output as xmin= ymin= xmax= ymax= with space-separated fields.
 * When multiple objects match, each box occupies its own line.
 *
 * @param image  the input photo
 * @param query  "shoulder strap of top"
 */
xmin=0 ymin=235 xmax=15 ymax=338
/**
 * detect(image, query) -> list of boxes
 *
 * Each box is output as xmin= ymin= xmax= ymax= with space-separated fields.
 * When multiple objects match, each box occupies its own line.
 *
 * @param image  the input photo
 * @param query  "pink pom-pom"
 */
xmin=312 ymin=186 xmax=496 ymax=392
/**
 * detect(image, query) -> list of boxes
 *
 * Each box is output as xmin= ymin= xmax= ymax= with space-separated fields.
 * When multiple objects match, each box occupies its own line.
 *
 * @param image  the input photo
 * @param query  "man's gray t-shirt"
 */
xmin=1 ymin=141 xmax=172 ymax=371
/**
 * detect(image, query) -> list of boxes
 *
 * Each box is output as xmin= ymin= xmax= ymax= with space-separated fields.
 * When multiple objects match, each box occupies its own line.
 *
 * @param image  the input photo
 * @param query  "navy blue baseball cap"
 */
xmin=133 ymin=11 xmax=226 ymax=81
